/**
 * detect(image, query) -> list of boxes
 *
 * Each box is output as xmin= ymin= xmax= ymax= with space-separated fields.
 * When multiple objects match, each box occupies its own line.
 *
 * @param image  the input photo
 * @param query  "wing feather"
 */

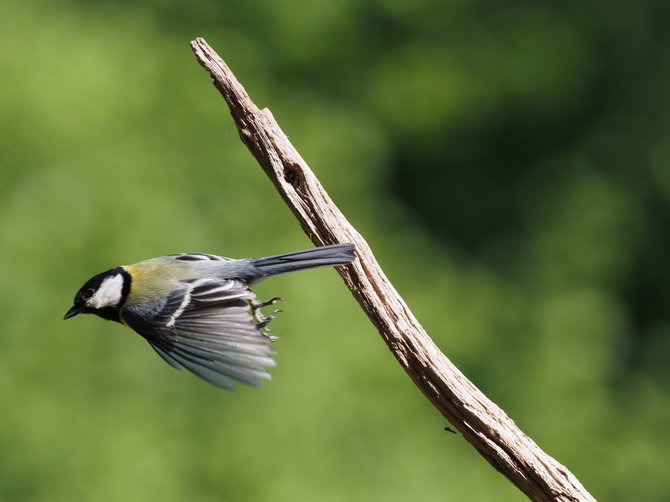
xmin=150 ymin=344 xmax=186 ymax=370
xmin=123 ymin=278 xmax=277 ymax=390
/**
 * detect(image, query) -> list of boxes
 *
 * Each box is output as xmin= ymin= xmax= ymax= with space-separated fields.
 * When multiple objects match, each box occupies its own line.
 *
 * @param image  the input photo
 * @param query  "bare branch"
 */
xmin=190 ymin=37 xmax=597 ymax=502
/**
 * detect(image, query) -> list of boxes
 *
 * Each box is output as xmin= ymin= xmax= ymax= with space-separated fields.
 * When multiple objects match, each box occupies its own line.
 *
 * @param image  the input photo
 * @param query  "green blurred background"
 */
xmin=2 ymin=0 xmax=669 ymax=500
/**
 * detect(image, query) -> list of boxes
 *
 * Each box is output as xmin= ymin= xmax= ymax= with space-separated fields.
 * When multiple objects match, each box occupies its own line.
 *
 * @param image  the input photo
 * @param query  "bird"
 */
xmin=64 ymin=243 xmax=356 ymax=390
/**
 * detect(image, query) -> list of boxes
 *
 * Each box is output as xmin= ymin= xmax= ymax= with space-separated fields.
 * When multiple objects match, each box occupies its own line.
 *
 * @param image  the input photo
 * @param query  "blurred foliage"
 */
xmin=1 ymin=0 xmax=669 ymax=501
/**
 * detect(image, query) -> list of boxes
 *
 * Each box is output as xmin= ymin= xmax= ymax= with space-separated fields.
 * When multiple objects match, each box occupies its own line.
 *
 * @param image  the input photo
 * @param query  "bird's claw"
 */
xmin=257 ymin=308 xmax=282 ymax=330
xmin=250 ymin=297 xmax=284 ymax=341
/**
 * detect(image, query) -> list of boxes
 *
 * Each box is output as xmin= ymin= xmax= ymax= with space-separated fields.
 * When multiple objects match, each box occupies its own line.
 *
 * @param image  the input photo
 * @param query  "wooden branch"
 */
xmin=190 ymin=37 xmax=597 ymax=502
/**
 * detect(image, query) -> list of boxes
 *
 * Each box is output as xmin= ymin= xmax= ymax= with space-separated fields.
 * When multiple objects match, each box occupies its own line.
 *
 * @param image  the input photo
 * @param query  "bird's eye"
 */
xmin=82 ymin=288 xmax=96 ymax=300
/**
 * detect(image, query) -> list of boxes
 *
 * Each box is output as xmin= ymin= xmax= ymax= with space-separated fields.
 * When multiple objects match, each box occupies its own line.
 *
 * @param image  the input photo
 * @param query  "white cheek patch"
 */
xmin=89 ymin=274 xmax=124 ymax=309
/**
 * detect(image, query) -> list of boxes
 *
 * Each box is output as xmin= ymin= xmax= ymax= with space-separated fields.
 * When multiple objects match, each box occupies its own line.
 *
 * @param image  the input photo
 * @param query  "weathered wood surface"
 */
xmin=191 ymin=37 xmax=597 ymax=502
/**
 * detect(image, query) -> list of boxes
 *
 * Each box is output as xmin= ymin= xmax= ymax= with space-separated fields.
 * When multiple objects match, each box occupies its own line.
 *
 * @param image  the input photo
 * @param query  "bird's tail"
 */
xmin=250 ymin=243 xmax=355 ymax=278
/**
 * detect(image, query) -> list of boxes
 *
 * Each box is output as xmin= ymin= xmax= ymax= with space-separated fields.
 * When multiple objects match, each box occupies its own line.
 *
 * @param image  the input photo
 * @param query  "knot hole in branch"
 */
xmin=283 ymin=162 xmax=304 ymax=189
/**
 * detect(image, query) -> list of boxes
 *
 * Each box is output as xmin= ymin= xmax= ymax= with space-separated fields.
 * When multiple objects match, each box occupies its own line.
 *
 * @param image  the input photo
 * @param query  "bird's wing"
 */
xmin=164 ymin=253 xmax=231 ymax=262
xmin=122 ymin=278 xmax=276 ymax=390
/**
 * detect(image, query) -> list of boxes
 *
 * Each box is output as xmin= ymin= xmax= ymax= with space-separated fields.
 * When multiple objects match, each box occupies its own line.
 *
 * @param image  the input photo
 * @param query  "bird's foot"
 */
xmin=250 ymin=297 xmax=284 ymax=341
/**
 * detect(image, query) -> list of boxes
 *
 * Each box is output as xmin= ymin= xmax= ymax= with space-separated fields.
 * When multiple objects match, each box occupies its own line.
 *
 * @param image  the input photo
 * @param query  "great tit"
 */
xmin=64 ymin=243 xmax=356 ymax=390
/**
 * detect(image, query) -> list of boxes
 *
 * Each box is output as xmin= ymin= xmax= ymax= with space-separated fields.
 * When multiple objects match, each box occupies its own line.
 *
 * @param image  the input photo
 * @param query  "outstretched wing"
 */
xmin=122 ymin=278 xmax=276 ymax=390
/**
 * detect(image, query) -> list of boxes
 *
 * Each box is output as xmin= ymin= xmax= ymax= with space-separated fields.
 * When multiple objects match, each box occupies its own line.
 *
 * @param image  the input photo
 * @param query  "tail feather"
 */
xmin=250 ymin=243 xmax=355 ymax=278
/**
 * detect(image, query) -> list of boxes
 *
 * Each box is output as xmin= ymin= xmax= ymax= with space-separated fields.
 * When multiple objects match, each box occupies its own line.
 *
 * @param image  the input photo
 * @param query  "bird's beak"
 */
xmin=64 ymin=304 xmax=84 ymax=320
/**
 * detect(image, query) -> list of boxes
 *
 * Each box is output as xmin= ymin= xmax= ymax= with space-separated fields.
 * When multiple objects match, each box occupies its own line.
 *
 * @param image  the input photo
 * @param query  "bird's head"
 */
xmin=64 ymin=267 xmax=130 ymax=322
